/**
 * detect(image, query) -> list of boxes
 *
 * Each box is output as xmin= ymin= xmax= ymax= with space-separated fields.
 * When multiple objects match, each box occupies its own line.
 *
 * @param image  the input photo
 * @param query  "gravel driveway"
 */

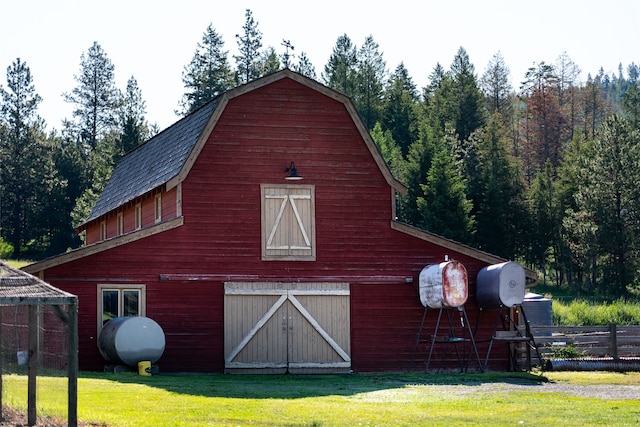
xmin=441 ymin=380 xmax=640 ymax=400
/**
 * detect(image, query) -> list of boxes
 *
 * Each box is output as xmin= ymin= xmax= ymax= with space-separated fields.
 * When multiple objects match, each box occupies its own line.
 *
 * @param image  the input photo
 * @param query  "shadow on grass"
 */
xmin=78 ymin=371 xmax=548 ymax=399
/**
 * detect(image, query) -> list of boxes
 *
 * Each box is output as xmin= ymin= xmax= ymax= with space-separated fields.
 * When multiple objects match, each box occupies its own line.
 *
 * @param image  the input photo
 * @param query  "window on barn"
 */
xmin=135 ymin=203 xmax=142 ymax=229
xmin=117 ymin=212 xmax=124 ymax=236
xmin=261 ymin=184 xmax=316 ymax=260
xmin=154 ymin=194 xmax=162 ymax=223
xmin=100 ymin=221 xmax=107 ymax=240
xmin=97 ymin=284 xmax=146 ymax=333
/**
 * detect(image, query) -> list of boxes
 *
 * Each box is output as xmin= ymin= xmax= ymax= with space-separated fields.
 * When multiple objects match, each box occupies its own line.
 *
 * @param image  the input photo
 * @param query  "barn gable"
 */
xmin=68 ymin=70 xmax=407 ymax=256
xmin=84 ymin=70 xmax=403 ymax=227
xmin=24 ymin=70 xmax=536 ymax=373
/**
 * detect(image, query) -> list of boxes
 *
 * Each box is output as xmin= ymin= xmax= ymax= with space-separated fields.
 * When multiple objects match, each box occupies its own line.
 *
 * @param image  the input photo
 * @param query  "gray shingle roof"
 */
xmin=84 ymin=99 xmax=221 ymax=224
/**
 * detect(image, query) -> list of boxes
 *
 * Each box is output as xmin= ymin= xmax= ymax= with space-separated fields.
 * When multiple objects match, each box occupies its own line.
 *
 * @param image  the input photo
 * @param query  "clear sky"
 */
xmin=1 ymin=0 xmax=638 ymax=131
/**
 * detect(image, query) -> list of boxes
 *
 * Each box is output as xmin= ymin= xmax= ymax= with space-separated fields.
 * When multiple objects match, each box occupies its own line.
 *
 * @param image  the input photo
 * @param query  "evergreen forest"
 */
xmin=1 ymin=10 xmax=639 ymax=300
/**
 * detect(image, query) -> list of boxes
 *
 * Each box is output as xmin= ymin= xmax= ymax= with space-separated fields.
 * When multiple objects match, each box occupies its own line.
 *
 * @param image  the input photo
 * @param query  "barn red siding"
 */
xmin=39 ymin=76 xmax=512 ymax=373
xmin=83 ymin=187 xmax=178 ymax=245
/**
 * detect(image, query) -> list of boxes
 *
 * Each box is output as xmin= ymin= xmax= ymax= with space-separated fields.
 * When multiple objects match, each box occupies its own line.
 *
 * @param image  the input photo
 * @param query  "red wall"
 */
xmin=83 ymin=188 xmax=177 ymax=245
xmin=42 ymin=77 xmax=509 ymax=372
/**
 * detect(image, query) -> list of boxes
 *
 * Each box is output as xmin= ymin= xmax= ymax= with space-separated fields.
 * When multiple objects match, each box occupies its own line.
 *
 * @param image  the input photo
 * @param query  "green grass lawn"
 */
xmin=2 ymin=371 xmax=640 ymax=426
xmin=1 ymin=259 xmax=33 ymax=269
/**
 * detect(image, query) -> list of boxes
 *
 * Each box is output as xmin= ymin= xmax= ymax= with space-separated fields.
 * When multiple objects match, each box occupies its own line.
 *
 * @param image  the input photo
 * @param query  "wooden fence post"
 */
xmin=610 ymin=323 xmax=618 ymax=360
xmin=0 ymin=308 xmax=3 ymax=423
xmin=28 ymin=305 xmax=38 ymax=426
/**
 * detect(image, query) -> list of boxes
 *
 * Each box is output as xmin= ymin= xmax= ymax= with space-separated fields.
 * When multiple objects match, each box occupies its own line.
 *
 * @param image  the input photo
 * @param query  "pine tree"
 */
xmin=117 ymin=76 xmax=150 ymax=158
xmin=450 ymin=47 xmax=485 ymax=143
xmin=417 ymin=144 xmax=475 ymax=244
xmin=71 ymin=135 xmax=118 ymax=228
xmin=0 ymin=58 xmax=47 ymax=257
xmin=527 ymin=160 xmax=559 ymax=278
xmin=555 ymin=52 xmax=581 ymax=141
xmin=181 ymin=24 xmax=233 ymax=114
xmin=322 ymin=34 xmax=358 ymax=98
xmin=423 ymin=64 xmax=453 ymax=139
xmin=63 ymin=42 xmax=120 ymax=152
xmin=554 ymin=134 xmax=590 ymax=290
xmin=294 ymin=51 xmax=317 ymax=80
xmin=480 ymin=52 xmax=513 ymax=121
xmin=564 ymin=115 xmax=640 ymax=298
xmin=582 ymin=70 xmax=607 ymax=140
xmin=259 ymin=46 xmax=281 ymax=76
xmin=33 ymin=131 xmax=83 ymax=255
xmin=370 ymin=122 xmax=405 ymax=182
xmin=623 ymin=82 xmax=640 ymax=128
xmin=62 ymin=42 xmax=123 ymax=236
xmin=354 ymin=35 xmax=387 ymax=130
xmin=473 ymin=113 xmax=528 ymax=259
xmin=520 ymin=61 xmax=564 ymax=180
xmin=399 ymin=128 xmax=436 ymax=225
xmin=381 ymin=63 xmax=419 ymax=156
xmin=234 ymin=9 xmax=263 ymax=84
xmin=423 ymin=63 xmax=446 ymax=101
xmin=53 ymin=128 xmax=90 ymax=245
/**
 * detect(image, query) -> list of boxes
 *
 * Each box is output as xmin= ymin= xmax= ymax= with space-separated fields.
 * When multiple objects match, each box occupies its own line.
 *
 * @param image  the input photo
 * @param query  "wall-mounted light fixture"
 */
xmin=285 ymin=161 xmax=303 ymax=180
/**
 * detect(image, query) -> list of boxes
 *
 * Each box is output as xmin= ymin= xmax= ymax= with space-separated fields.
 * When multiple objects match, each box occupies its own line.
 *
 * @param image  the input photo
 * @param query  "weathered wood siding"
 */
xmin=41 ymin=77 xmax=508 ymax=372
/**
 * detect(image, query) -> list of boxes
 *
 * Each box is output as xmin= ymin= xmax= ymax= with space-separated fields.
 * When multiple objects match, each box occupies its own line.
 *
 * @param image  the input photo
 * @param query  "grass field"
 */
xmin=2 ymin=371 xmax=640 ymax=426
xmin=1 ymin=259 xmax=32 ymax=269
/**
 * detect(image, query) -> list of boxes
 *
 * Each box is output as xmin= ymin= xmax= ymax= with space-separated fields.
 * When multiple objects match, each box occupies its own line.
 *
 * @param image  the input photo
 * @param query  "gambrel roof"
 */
xmin=82 ymin=70 xmax=404 ymax=226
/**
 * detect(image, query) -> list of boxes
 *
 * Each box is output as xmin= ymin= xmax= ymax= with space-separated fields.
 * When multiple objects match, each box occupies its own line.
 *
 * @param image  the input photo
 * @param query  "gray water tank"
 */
xmin=98 ymin=316 xmax=165 ymax=366
xmin=522 ymin=292 xmax=553 ymax=327
xmin=419 ymin=260 xmax=468 ymax=308
xmin=476 ymin=261 xmax=526 ymax=309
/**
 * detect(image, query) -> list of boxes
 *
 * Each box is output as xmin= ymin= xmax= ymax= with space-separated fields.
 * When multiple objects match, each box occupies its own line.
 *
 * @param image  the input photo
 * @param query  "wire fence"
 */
xmin=1 ymin=303 xmax=71 ymax=424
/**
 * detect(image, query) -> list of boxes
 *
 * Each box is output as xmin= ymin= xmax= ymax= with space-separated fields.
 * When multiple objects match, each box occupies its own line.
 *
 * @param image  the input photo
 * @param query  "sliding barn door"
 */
xmin=224 ymin=282 xmax=350 ymax=374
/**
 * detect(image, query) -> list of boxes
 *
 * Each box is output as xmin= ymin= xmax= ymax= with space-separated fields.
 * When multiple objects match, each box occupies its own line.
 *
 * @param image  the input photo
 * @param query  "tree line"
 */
xmin=1 ymin=9 xmax=639 ymax=299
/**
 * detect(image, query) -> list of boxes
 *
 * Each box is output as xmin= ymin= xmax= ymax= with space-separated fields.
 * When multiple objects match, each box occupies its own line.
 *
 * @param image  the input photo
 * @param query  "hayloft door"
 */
xmin=224 ymin=282 xmax=351 ymax=374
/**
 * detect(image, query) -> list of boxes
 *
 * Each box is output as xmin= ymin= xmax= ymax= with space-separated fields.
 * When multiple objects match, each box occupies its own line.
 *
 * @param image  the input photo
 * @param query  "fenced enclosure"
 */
xmin=517 ymin=324 xmax=640 ymax=370
xmin=533 ymin=324 xmax=640 ymax=358
xmin=0 ymin=261 xmax=77 ymax=426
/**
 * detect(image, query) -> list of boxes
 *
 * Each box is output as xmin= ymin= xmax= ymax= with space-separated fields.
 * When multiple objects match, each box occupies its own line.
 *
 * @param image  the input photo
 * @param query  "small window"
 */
xmin=154 ymin=194 xmax=162 ymax=223
xmin=98 ymin=284 xmax=146 ymax=333
xmin=100 ymin=221 xmax=107 ymax=240
xmin=117 ymin=212 xmax=124 ymax=235
xmin=261 ymin=184 xmax=316 ymax=260
xmin=135 ymin=203 xmax=142 ymax=230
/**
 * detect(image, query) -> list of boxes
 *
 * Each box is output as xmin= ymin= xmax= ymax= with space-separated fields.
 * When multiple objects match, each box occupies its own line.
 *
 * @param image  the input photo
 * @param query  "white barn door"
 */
xmin=224 ymin=282 xmax=350 ymax=374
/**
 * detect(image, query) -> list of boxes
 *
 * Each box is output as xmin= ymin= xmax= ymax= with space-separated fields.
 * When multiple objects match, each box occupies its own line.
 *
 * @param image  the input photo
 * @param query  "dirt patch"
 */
xmin=0 ymin=406 xmax=104 ymax=427
xmin=459 ymin=380 xmax=640 ymax=400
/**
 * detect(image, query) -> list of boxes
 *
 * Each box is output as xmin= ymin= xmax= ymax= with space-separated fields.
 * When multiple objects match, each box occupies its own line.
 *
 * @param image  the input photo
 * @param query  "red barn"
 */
xmin=25 ymin=70 xmax=536 ymax=373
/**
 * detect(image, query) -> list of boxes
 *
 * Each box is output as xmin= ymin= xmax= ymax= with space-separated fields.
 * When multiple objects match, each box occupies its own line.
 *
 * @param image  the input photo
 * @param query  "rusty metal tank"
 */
xmin=419 ymin=260 xmax=468 ymax=308
xmin=476 ymin=261 xmax=526 ymax=309
xmin=98 ymin=316 xmax=165 ymax=367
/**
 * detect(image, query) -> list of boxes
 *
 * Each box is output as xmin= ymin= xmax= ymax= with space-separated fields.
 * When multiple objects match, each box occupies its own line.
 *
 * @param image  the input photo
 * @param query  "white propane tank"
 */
xmin=419 ymin=260 xmax=468 ymax=308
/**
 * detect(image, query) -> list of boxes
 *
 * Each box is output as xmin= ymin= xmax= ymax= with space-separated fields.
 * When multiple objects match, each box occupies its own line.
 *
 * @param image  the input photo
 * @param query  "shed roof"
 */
xmin=84 ymin=98 xmax=221 ymax=224
xmin=0 ymin=261 xmax=77 ymax=305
